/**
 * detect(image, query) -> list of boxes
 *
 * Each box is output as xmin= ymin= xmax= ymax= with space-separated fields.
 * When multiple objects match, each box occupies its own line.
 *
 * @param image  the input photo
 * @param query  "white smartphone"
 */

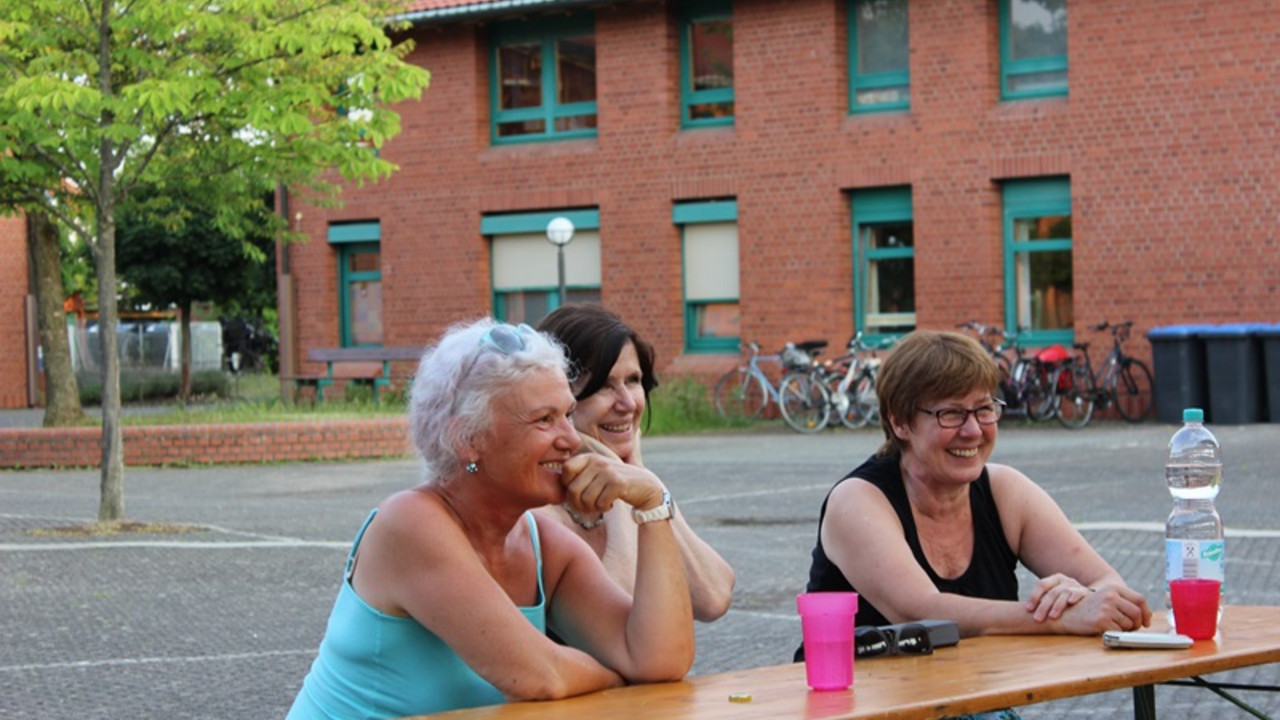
xmin=1102 ymin=631 xmax=1194 ymax=650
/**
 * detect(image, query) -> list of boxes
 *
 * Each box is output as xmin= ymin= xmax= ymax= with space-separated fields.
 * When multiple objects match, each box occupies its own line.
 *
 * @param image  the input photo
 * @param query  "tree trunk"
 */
xmin=29 ymin=212 xmax=85 ymax=427
xmin=179 ymin=302 xmax=192 ymax=404
xmin=96 ymin=208 xmax=125 ymax=522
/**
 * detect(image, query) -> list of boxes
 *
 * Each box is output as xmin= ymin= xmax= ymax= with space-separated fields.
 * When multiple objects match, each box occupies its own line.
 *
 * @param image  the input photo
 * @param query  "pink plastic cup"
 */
xmin=1170 ymin=578 xmax=1221 ymax=640
xmin=797 ymin=592 xmax=858 ymax=690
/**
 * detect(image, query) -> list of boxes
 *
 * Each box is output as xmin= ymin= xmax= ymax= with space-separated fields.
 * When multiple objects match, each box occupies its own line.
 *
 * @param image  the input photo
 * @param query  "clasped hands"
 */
xmin=560 ymin=434 xmax=666 ymax=516
xmin=1026 ymin=573 xmax=1152 ymax=633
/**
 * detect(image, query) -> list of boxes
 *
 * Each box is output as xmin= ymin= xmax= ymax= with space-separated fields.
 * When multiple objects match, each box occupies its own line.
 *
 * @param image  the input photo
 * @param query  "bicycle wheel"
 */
xmin=1112 ymin=358 xmax=1155 ymax=423
xmin=779 ymin=372 xmax=831 ymax=433
xmin=1022 ymin=361 xmax=1055 ymax=422
xmin=1053 ymin=364 xmax=1095 ymax=430
xmin=713 ymin=368 xmax=769 ymax=420
xmin=825 ymin=370 xmax=868 ymax=429
xmin=852 ymin=369 xmax=880 ymax=427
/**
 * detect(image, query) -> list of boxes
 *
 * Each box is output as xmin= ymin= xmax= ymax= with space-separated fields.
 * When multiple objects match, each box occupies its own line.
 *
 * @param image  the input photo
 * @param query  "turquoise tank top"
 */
xmin=286 ymin=510 xmax=547 ymax=720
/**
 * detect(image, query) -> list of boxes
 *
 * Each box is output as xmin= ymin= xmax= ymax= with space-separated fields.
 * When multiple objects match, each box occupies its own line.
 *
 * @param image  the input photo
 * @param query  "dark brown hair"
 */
xmin=536 ymin=303 xmax=659 ymax=410
xmin=875 ymin=330 xmax=1000 ymax=458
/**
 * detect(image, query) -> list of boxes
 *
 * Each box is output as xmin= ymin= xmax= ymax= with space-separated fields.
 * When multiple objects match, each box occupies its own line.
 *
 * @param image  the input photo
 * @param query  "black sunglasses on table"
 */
xmin=854 ymin=623 xmax=934 ymax=658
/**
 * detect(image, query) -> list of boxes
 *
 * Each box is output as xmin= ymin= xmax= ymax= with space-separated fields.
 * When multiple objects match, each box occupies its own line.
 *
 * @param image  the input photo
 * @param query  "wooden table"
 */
xmin=411 ymin=607 xmax=1280 ymax=720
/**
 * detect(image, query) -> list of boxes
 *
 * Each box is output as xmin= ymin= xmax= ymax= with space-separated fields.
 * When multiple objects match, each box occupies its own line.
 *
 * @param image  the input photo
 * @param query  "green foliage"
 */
xmin=645 ymin=377 xmax=748 ymax=435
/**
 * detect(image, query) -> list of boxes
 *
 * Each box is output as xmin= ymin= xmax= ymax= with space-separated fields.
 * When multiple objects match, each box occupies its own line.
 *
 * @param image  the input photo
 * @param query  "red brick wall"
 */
xmin=286 ymin=0 xmax=1280 ymax=380
xmin=0 ymin=214 xmax=30 ymax=408
xmin=0 ymin=418 xmax=413 ymax=468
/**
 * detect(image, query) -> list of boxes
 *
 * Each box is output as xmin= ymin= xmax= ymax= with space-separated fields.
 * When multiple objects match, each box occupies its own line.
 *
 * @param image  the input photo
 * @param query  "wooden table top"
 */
xmin=410 ymin=606 xmax=1280 ymax=720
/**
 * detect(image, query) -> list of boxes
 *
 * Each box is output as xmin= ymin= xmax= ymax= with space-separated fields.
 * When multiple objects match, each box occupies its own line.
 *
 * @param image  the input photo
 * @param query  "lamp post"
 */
xmin=545 ymin=216 xmax=575 ymax=306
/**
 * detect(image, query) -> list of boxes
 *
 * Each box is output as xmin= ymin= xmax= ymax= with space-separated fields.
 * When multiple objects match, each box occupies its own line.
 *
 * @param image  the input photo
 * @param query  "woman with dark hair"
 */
xmin=537 ymin=303 xmax=735 ymax=622
xmin=801 ymin=329 xmax=1150 ymax=637
xmin=286 ymin=318 xmax=694 ymax=720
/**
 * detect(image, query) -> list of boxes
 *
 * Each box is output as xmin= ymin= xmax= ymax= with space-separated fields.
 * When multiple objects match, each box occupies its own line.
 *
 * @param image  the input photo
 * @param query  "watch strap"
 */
xmin=632 ymin=489 xmax=673 ymax=525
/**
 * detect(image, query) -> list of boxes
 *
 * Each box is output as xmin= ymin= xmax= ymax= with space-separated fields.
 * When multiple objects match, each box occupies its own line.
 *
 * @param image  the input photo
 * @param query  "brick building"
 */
xmin=0 ymin=214 xmax=32 ymax=409
xmin=280 ymin=0 xmax=1279 ymax=386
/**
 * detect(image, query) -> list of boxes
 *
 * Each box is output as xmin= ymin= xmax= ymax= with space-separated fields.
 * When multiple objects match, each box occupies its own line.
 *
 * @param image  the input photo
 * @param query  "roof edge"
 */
xmin=393 ymin=0 xmax=634 ymax=27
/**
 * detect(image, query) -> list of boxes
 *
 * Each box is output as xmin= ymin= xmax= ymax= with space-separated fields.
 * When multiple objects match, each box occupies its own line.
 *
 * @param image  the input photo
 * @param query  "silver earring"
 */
xmin=465 ymin=460 xmax=478 ymax=474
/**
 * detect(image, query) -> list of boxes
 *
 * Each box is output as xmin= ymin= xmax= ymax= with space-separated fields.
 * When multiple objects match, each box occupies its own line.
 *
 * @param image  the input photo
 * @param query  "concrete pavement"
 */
xmin=3 ymin=421 xmax=1280 ymax=719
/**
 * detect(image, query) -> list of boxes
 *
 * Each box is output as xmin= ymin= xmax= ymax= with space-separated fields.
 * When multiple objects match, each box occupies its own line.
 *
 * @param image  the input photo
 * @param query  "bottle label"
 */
xmin=1165 ymin=538 xmax=1225 ymax=582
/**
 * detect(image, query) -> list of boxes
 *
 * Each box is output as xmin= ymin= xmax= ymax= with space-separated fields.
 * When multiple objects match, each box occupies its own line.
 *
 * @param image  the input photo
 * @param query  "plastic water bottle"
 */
xmin=1164 ymin=408 xmax=1224 ymax=631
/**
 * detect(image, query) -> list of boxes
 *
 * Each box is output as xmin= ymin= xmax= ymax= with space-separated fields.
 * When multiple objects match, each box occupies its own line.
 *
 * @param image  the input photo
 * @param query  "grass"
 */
xmin=97 ymin=372 xmax=754 ymax=433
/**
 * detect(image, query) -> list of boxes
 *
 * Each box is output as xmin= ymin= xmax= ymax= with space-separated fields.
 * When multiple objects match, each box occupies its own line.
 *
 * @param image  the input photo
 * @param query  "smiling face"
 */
xmin=571 ymin=340 xmax=646 ymax=462
xmin=472 ymin=366 xmax=581 ymax=506
xmin=890 ymin=387 xmax=998 ymax=487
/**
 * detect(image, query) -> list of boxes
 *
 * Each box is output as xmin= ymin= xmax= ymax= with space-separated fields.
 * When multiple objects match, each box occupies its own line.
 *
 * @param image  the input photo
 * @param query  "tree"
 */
xmin=117 ymin=186 xmax=276 ymax=402
xmin=0 ymin=0 xmax=430 ymax=522
xmin=28 ymin=210 xmax=87 ymax=426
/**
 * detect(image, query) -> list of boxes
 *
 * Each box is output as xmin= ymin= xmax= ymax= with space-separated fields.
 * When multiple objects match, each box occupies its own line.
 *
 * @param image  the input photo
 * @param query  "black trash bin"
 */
xmin=1257 ymin=324 xmax=1280 ymax=423
xmin=1200 ymin=323 xmax=1267 ymax=424
xmin=1147 ymin=325 xmax=1210 ymax=425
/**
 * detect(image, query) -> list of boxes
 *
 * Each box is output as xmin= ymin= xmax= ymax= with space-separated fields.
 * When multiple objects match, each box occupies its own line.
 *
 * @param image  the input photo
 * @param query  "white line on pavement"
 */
xmin=0 ymin=649 xmax=315 ymax=674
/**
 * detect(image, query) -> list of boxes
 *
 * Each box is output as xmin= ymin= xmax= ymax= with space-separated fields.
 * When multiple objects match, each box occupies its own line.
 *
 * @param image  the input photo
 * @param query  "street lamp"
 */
xmin=545 ymin=216 xmax=575 ymax=306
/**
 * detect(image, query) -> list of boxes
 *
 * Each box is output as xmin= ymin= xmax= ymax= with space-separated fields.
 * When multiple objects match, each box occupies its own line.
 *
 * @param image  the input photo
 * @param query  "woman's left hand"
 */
xmin=1026 ymin=573 xmax=1094 ymax=622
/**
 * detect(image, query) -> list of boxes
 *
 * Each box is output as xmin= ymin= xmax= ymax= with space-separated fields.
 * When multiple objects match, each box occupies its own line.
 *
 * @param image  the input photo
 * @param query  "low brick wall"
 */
xmin=0 ymin=418 xmax=413 ymax=468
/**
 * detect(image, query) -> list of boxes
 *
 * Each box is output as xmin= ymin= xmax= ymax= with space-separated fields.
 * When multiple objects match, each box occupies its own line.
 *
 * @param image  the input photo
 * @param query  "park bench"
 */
xmin=291 ymin=346 xmax=423 ymax=405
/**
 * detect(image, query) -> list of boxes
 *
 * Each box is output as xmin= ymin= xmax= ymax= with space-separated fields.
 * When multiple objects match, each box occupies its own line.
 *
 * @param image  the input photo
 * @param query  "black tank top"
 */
xmin=802 ymin=453 xmax=1019 ymax=627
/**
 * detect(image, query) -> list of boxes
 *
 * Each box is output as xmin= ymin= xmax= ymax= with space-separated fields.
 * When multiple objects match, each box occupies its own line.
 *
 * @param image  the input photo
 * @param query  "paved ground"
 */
xmin=3 ymin=420 xmax=1280 ymax=719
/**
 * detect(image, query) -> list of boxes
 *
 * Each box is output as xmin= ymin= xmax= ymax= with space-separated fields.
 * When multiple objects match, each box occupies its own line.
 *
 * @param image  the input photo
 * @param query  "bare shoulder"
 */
xmin=824 ymin=476 xmax=899 ymax=531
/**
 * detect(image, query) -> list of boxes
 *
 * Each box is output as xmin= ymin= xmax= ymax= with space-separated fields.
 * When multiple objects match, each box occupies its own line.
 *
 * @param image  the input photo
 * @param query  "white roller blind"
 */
xmin=492 ymin=231 xmax=601 ymax=290
xmin=683 ymin=222 xmax=739 ymax=300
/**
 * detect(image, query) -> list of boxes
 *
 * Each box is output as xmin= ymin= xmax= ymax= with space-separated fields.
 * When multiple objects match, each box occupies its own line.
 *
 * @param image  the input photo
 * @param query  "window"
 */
xmin=1003 ymin=178 xmax=1073 ymax=344
xmin=482 ymin=210 xmax=602 ymax=325
xmin=852 ymin=188 xmax=914 ymax=339
xmin=1000 ymin=0 xmax=1067 ymax=99
xmin=328 ymin=222 xmax=383 ymax=347
xmin=491 ymin=16 xmax=597 ymax=143
xmin=680 ymin=0 xmax=734 ymax=127
xmin=675 ymin=200 xmax=739 ymax=352
xmin=849 ymin=0 xmax=909 ymax=113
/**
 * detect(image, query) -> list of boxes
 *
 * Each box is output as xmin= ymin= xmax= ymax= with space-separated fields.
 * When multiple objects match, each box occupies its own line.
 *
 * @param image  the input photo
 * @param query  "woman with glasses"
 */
xmin=286 ymin=318 xmax=694 ymax=720
xmin=800 ymin=330 xmax=1150 ymax=643
xmin=536 ymin=303 xmax=734 ymax=622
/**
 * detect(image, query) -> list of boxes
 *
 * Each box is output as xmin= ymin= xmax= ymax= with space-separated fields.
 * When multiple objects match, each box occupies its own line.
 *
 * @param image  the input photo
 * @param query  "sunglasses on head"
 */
xmin=479 ymin=323 xmax=536 ymax=355
xmin=854 ymin=623 xmax=934 ymax=658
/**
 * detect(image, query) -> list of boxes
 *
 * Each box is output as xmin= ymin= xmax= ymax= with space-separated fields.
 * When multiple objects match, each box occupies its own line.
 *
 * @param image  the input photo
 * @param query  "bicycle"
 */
xmin=775 ymin=340 xmax=833 ymax=434
xmin=955 ymin=321 xmax=1057 ymax=422
xmin=817 ymin=332 xmax=891 ymax=430
xmin=1050 ymin=320 xmax=1155 ymax=429
xmin=713 ymin=340 xmax=830 ymax=432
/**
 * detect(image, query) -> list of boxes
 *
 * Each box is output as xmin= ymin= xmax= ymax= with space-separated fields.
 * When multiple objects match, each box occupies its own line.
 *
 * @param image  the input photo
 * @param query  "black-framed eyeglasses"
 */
xmin=854 ymin=623 xmax=934 ymax=658
xmin=918 ymin=398 xmax=1005 ymax=428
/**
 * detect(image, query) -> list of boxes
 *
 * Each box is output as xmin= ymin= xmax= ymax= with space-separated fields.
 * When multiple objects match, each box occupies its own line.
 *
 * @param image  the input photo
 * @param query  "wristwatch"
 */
xmin=632 ymin=489 xmax=674 ymax=525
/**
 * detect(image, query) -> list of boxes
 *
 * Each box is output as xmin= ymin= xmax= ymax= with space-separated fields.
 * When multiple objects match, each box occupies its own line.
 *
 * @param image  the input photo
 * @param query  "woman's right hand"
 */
xmin=1056 ymin=581 xmax=1151 ymax=634
xmin=561 ymin=451 xmax=665 ymax=514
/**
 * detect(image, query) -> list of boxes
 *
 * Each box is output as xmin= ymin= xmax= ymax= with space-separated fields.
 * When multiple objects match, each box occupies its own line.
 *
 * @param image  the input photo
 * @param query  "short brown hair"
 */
xmin=875 ymin=330 xmax=1000 ymax=458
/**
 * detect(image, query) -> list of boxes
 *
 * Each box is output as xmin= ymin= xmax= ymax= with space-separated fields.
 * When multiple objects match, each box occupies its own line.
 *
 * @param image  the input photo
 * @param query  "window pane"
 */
xmin=348 ymin=249 xmax=379 ymax=273
xmin=1014 ymin=214 xmax=1071 ymax=242
xmin=348 ymin=280 xmax=383 ymax=345
xmin=553 ymin=115 xmax=598 ymax=133
xmin=694 ymin=302 xmax=740 ymax=340
xmin=856 ymin=0 xmax=909 ymax=75
xmin=855 ymin=85 xmax=909 ymax=108
xmin=499 ymin=43 xmax=542 ymax=110
xmin=499 ymin=291 xmax=550 ymax=327
xmin=566 ymin=288 xmax=601 ymax=305
xmin=557 ymin=36 xmax=596 ymax=104
xmin=1009 ymin=0 xmax=1067 ymax=61
xmin=1008 ymin=69 xmax=1067 ymax=95
xmin=497 ymin=119 xmax=546 ymax=137
xmin=867 ymin=222 xmax=914 ymax=250
xmin=1016 ymin=250 xmax=1073 ymax=331
xmin=689 ymin=101 xmax=734 ymax=120
xmin=691 ymin=20 xmax=733 ymax=91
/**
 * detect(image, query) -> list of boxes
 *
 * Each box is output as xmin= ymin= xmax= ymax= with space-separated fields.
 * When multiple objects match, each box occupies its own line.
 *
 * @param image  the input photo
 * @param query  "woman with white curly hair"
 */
xmin=287 ymin=318 xmax=693 ymax=720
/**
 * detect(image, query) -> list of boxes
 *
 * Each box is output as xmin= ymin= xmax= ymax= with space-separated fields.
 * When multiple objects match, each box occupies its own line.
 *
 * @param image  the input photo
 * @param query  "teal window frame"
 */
xmin=852 ymin=187 xmax=914 ymax=343
xmin=329 ymin=222 xmax=383 ymax=348
xmin=482 ymin=209 xmax=602 ymax=322
xmin=675 ymin=200 xmax=739 ymax=353
xmin=999 ymin=0 xmax=1068 ymax=100
xmin=490 ymin=15 xmax=597 ymax=144
xmin=848 ymin=0 xmax=910 ymax=114
xmin=1002 ymin=177 xmax=1073 ymax=346
xmin=680 ymin=0 xmax=734 ymax=129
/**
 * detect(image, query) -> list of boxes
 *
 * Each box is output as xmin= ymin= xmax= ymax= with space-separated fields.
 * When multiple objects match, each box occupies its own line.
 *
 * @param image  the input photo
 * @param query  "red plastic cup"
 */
xmin=796 ymin=592 xmax=858 ymax=690
xmin=1170 ymin=578 xmax=1221 ymax=640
